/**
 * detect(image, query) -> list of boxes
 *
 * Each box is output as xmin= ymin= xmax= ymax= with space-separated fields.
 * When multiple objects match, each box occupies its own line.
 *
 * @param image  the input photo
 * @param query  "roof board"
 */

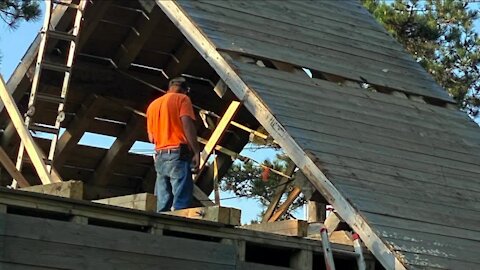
xmin=163 ymin=0 xmax=480 ymax=269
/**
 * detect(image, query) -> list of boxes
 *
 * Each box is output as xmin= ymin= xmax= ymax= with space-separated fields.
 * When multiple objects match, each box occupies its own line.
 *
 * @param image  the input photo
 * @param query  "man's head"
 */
xmin=168 ymin=77 xmax=190 ymax=94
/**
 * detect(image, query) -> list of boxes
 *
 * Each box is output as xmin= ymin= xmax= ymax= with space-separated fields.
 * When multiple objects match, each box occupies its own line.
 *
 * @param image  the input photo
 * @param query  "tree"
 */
xmin=0 ymin=0 xmax=40 ymax=29
xmin=362 ymin=0 xmax=480 ymax=118
xmin=220 ymin=152 xmax=304 ymax=221
xmin=0 ymin=0 xmax=41 ymax=63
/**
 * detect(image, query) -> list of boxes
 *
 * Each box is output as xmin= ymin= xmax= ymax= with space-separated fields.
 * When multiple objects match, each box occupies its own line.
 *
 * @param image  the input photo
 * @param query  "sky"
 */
xmin=0 ymin=2 xmax=479 ymax=224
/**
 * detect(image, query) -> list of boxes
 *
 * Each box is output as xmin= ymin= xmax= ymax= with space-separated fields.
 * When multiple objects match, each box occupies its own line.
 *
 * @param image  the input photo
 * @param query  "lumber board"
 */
xmin=329 ymin=231 xmax=354 ymax=247
xmin=183 ymin=1 xmax=450 ymax=101
xmin=241 ymin=220 xmax=308 ymax=237
xmin=19 ymin=180 xmax=84 ymax=200
xmin=92 ymin=193 xmax=157 ymax=212
xmin=229 ymin=60 xmax=467 ymax=122
xmin=240 ymin=70 xmax=479 ymax=141
xmin=237 ymin=262 xmax=293 ymax=270
xmin=188 ymin=15 xmax=434 ymax=87
xmin=165 ymin=206 xmax=241 ymax=226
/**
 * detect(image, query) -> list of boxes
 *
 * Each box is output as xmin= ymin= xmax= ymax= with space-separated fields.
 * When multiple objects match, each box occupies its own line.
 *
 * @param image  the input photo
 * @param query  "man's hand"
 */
xmin=191 ymin=152 xmax=200 ymax=173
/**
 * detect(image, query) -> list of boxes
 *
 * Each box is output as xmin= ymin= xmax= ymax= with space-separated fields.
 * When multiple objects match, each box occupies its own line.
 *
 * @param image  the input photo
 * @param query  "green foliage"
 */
xmin=362 ymin=0 xmax=480 ymax=117
xmin=221 ymin=153 xmax=304 ymax=221
xmin=0 ymin=0 xmax=41 ymax=29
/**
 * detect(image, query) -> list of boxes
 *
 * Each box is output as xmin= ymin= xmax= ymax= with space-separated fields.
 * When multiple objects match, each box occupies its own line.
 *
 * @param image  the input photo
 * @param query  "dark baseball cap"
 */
xmin=169 ymin=77 xmax=189 ymax=90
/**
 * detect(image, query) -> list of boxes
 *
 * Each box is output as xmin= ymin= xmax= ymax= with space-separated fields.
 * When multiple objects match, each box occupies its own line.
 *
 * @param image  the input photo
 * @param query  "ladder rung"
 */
xmin=42 ymin=62 xmax=72 ymax=73
xmin=53 ymin=0 xmax=80 ymax=9
xmin=48 ymin=30 xmax=76 ymax=41
xmin=29 ymin=124 xmax=60 ymax=134
xmin=37 ymin=93 xmax=65 ymax=104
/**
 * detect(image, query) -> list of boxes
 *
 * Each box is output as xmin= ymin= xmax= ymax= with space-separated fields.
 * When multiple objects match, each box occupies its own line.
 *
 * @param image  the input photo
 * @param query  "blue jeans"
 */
xmin=154 ymin=150 xmax=193 ymax=212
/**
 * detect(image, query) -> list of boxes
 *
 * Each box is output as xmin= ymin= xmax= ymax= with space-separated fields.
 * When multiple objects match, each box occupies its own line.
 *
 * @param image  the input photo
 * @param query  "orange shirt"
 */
xmin=146 ymin=92 xmax=196 ymax=150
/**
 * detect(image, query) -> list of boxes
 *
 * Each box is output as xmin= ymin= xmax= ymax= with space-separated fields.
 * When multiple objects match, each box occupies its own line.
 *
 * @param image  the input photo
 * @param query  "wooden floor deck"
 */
xmin=0 ymin=188 xmax=368 ymax=269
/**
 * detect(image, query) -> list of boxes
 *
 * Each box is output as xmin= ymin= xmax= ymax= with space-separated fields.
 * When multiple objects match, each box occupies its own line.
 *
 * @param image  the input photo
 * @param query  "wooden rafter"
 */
xmin=196 ymin=101 xmax=241 ymax=177
xmin=0 ymin=76 xmax=60 ymax=185
xmin=94 ymin=114 xmax=143 ymax=187
xmin=53 ymin=95 xmax=104 ymax=169
xmin=261 ymin=160 xmax=296 ymax=223
xmin=114 ymin=6 xmax=163 ymax=69
xmin=164 ymin=42 xmax=197 ymax=78
xmin=0 ymin=146 xmax=30 ymax=188
xmin=268 ymin=187 xmax=302 ymax=222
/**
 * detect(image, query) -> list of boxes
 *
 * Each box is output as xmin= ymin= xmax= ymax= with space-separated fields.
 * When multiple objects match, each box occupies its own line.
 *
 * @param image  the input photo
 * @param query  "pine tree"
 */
xmin=0 ymin=0 xmax=41 ymax=29
xmin=362 ymin=0 xmax=480 ymax=117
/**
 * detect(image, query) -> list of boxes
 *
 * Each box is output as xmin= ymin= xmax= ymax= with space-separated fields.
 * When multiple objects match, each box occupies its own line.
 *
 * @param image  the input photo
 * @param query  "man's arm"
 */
xmin=181 ymin=116 xmax=200 ymax=170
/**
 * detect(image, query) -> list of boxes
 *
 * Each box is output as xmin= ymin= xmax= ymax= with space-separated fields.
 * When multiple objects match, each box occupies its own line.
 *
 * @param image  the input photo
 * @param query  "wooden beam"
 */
xmin=0 ymin=146 xmax=30 ymax=188
xmin=307 ymin=201 xmax=326 ymax=223
xmin=262 ymin=160 xmax=296 ymax=223
xmin=53 ymin=95 xmax=104 ymax=169
xmin=193 ymin=184 xmax=215 ymax=207
xmin=94 ymin=114 xmax=144 ymax=186
xmin=114 ymin=6 xmax=163 ymax=69
xmin=196 ymin=101 xmax=241 ymax=177
xmin=163 ymin=42 xmax=197 ymax=78
xmin=268 ymin=187 xmax=302 ymax=222
xmin=93 ymin=193 xmax=157 ymax=212
xmin=324 ymin=212 xmax=343 ymax=236
xmin=241 ymin=219 xmax=308 ymax=237
xmin=19 ymin=180 xmax=83 ymax=199
xmin=0 ymin=76 xmax=60 ymax=185
xmin=165 ymin=205 xmax=241 ymax=226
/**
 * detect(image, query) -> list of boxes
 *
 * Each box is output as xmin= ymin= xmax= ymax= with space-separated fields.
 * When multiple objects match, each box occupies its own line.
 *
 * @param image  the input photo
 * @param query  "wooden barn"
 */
xmin=0 ymin=0 xmax=478 ymax=269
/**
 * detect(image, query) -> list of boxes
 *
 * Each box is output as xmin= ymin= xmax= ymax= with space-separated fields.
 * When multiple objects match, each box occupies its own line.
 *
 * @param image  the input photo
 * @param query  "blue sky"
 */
xmin=1 ymin=2 xmax=479 ymax=224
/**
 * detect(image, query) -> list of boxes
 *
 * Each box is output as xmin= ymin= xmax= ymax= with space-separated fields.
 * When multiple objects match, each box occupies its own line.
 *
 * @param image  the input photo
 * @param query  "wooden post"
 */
xmin=290 ymin=249 xmax=313 ymax=270
xmin=197 ymin=101 xmax=241 ymax=175
xmin=307 ymin=201 xmax=326 ymax=223
xmin=262 ymin=160 xmax=296 ymax=223
xmin=0 ymin=75 xmax=60 ymax=185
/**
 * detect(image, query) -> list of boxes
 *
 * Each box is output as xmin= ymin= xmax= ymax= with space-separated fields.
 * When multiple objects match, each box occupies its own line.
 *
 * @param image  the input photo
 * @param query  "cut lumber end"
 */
xmin=165 ymin=205 xmax=241 ymax=226
xmin=92 ymin=193 xmax=157 ymax=212
xmin=241 ymin=219 xmax=309 ymax=237
xmin=19 ymin=180 xmax=84 ymax=200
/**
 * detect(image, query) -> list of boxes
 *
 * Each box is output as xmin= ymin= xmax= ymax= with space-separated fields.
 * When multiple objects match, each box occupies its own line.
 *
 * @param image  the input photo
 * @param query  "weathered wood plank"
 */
xmin=93 ymin=193 xmax=157 ymax=212
xmin=0 ymin=213 xmax=237 ymax=267
xmin=165 ymin=206 xmax=241 ymax=226
xmin=19 ymin=180 xmax=84 ymax=200
xmin=241 ymin=220 xmax=308 ymax=237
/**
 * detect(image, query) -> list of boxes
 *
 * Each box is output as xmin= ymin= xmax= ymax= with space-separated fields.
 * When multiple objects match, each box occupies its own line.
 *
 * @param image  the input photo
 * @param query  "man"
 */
xmin=146 ymin=77 xmax=200 ymax=212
